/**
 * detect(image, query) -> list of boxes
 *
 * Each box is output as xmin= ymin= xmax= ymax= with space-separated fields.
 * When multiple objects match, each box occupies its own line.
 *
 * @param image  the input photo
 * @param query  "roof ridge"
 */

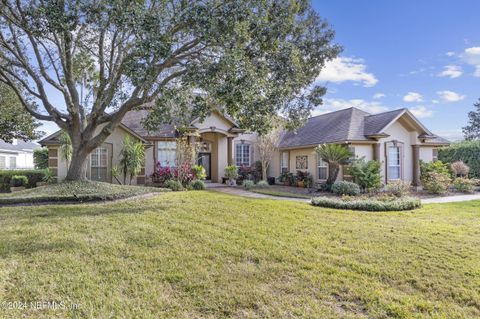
xmin=365 ymin=108 xmax=406 ymax=118
xmin=307 ymin=107 xmax=358 ymax=120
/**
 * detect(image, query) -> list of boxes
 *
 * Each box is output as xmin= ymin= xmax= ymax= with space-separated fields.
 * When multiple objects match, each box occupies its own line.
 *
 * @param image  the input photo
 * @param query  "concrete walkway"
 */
xmin=208 ymin=184 xmax=480 ymax=204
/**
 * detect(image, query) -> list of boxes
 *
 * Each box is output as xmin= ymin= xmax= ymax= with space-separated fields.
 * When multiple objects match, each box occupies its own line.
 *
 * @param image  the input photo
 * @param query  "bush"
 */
xmin=452 ymin=178 xmax=476 ymax=193
xmin=0 ymin=169 xmax=47 ymax=192
xmin=420 ymin=160 xmax=451 ymax=180
xmin=311 ymin=196 xmax=421 ymax=211
xmin=10 ymin=175 xmax=28 ymax=187
xmin=256 ymin=180 xmax=270 ymax=188
xmin=165 ymin=179 xmax=183 ymax=191
xmin=438 ymin=140 xmax=480 ymax=178
xmin=331 ymin=181 xmax=360 ymax=196
xmin=224 ymin=165 xmax=239 ymax=180
xmin=349 ymin=159 xmax=382 ymax=192
xmin=450 ymin=161 xmax=470 ymax=177
xmin=296 ymin=170 xmax=313 ymax=188
xmin=243 ymin=180 xmax=255 ymax=190
xmin=190 ymin=180 xmax=206 ymax=190
xmin=422 ymin=172 xmax=451 ymax=194
xmin=191 ymin=165 xmax=206 ymax=180
xmin=385 ymin=180 xmax=411 ymax=197
xmin=33 ymin=148 xmax=49 ymax=169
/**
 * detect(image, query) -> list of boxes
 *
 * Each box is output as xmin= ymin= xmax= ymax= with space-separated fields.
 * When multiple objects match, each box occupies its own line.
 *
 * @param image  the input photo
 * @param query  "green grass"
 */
xmin=0 ymin=181 xmax=167 ymax=204
xmin=251 ymin=188 xmax=312 ymax=199
xmin=0 ymin=191 xmax=479 ymax=318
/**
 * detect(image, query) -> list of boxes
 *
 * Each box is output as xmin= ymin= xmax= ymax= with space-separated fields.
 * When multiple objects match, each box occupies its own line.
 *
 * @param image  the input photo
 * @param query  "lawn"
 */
xmin=251 ymin=188 xmax=312 ymax=199
xmin=0 ymin=181 xmax=166 ymax=204
xmin=0 ymin=191 xmax=479 ymax=318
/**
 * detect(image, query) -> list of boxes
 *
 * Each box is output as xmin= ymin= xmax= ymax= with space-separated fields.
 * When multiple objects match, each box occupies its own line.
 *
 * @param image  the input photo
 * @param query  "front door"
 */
xmin=197 ymin=153 xmax=211 ymax=180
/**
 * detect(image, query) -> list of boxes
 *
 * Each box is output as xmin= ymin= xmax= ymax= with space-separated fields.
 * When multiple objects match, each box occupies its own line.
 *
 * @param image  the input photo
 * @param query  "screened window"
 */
xmin=432 ymin=149 xmax=438 ymax=162
xmin=0 ymin=156 xmax=5 ymax=169
xmin=91 ymin=147 xmax=108 ymax=181
xmin=157 ymin=141 xmax=177 ymax=167
xmin=9 ymin=157 xmax=16 ymax=169
xmin=235 ymin=144 xmax=250 ymax=166
xmin=317 ymin=157 xmax=328 ymax=180
xmin=280 ymin=151 xmax=289 ymax=173
xmin=388 ymin=146 xmax=401 ymax=180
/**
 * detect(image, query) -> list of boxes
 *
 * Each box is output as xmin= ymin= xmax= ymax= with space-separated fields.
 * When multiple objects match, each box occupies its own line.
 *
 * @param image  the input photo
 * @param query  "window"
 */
xmin=236 ymin=143 xmax=250 ymax=166
xmin=157 ymin=141 xmax=177 ymax=167
xmin=280 ymin=151 xmax=289 ymax=173
xmin=0 ymin=156 xmax=5 ymax=169
xmin=9 ymin=157 xmax=16 ymax=169
xmin=317 ymin=156 xmax=328 ymax=180
xmin=388 ymin=146 xmax=401 ymax=180
xmin=348 ymin=146 xmax=356 ymax=162
xmin=91 ymin=147 xmax=108 ymax=181
xmin=432 ymin=149 xmax=438 ymax=162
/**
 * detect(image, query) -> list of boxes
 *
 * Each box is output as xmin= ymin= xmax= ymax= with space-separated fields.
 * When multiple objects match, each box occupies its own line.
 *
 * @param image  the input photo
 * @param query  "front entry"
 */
xmin=197 ymin=153 xmax=211 ymax=180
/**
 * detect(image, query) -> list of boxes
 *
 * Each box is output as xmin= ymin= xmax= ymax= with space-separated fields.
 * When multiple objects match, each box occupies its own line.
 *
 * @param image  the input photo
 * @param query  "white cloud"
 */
xmin=409 ymin=106 xmax=433 ymax=118
xmin=373 ymin=93 xmax=385 ymax=99
xmin=316 ymin=57 xmax=378 ymax=87
xmin=312 ymin=98 xmax=389 ymax=116
xmin=436 ymin=90 xmax=465 ymax=102
xmin=446 ymin=51 xmax=456 ymax=57
xmin=437 ymin=65 xmax=463 ymax=78
xmin=463 ymin=47 xmax=480 ymax=76
xmin=432 ymin=99 xmax=440 ymax=104
xmin=403 ymin=92 xmax=423 ymax=103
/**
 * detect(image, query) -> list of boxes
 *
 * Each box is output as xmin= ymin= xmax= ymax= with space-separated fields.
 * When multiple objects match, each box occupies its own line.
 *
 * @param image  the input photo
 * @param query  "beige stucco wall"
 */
xmin=419 ymin=146 xmax=435 ymax=162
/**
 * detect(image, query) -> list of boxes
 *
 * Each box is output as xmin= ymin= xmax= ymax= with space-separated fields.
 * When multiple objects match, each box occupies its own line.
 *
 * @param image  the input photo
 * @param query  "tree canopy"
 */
xmin=463 ymin=99 xmax=480 ymax=140
xmin=0 ymin=83 xmax=42 ymax=143
xmin=0 ymin=0 xmax=340 ymax=180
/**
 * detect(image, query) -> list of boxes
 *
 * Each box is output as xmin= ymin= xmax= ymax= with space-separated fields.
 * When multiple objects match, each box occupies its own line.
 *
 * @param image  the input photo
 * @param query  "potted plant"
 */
xmin=10 ymin=175 xmax=28 ymax=192
xmin=296 ymin=170 xmax=308 ymax=188
xmin=224 ymin=165 xmax=239 ymax=186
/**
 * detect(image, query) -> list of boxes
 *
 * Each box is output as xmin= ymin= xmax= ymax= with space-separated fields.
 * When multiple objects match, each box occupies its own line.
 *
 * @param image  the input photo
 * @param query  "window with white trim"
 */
xmin=9 ymin=156 xmax=16 ymax=169
xmin=235 ymin=143 xmax=250 ymax=166
xmin=91 ymin=147 xmax=108 ymax=181
xmin=157 ymin=141 xmax=177 ymax=167
xmin=388 ymin=146 xmax=401 ymax=180
xmin=317 ymin=156 xmax=328 ymax=180
xmin=280 ymin=151 xmax=289 ymax=173
xmin=0 ymin=156 xmax=5 ymax=169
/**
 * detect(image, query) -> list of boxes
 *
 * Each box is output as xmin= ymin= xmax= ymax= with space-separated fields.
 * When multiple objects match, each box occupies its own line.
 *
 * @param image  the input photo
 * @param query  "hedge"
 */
xmin=311 ymin=196 xmax=421 ymax=211
xmin=438 ymin=141 xmax=480 ymax=178
xmin=0 ymin=169 xmax=48 ymax=192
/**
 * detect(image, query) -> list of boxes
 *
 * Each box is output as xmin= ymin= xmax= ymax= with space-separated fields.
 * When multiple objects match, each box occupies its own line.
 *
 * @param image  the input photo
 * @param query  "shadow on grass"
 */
xmin=0 ymin=238 xmax=79 ymax=258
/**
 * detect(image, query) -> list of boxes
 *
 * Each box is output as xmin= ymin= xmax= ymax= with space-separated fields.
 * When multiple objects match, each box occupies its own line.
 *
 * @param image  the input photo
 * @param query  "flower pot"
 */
xmin=10 ymin=186 xmax=26 ymax=192
xmin=297 ymin=181 xmax=304 ymax=188
xmin=228 ymin=179 xmax=236 ymax=186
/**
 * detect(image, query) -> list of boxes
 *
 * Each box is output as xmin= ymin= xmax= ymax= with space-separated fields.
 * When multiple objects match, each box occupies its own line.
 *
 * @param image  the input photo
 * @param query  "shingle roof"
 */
xmin=121 ymin=110 xmax=178 ymax=138
xmin=278 ymin=107 xmax=449 ymax=148
xmin=0 ymin=139 xmax=39 ymax=152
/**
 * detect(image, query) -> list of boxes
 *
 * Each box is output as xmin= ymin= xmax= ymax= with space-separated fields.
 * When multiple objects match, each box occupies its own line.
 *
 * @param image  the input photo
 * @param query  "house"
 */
xmin=39 ymin=107 xmax=449 ymax=187
xmin=0 ymin=139 xmax=39 ymax=170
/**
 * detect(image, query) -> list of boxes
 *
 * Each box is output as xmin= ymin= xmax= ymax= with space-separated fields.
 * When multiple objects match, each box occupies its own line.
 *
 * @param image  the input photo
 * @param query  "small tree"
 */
xmin=119 ymin=136 xmax=145 ymax=185
xmin=315 ymin=144 xmax=352 ymax=187
xmin=463 ymin=99 xmax=480 ymax=140
xmin=256 ymin=124 xmax=283 ymax=181
xmin=33 ymin=148 xmax=49 ymax=169
xmin=349 ymin=159 xmax=382 ymax=192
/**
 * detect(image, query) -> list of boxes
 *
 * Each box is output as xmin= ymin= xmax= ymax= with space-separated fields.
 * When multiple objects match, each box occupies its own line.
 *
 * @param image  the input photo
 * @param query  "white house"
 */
xmin=0 ymin=139 xmax=39 ymax=170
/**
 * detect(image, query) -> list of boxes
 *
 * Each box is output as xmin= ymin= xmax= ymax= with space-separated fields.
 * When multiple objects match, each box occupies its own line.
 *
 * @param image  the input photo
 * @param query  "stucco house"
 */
xmin=40 ymin=107 xmax=449 ymax=187
xmin=0 ymin=139 xmax=39 ymax=170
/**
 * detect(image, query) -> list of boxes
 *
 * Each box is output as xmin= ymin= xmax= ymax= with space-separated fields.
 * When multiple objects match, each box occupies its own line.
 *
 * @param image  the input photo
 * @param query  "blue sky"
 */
xmin=311 ymin=0 xmax=480 ymax=140
xmin=40 ymin=1 xmax=479 ymax=140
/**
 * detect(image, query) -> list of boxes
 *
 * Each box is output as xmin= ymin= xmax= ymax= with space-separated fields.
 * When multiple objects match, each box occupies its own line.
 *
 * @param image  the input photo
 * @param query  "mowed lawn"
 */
xmin=0 ymin=192 xmax=479 ymax=318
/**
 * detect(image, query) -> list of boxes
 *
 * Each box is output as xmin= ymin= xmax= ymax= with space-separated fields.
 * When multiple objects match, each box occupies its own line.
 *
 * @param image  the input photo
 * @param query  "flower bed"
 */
xmin=311 ymin=195 xmax=421 ymax=211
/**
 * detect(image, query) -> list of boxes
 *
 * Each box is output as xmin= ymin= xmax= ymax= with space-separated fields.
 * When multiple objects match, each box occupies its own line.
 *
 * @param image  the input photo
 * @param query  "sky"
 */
xmin=40 ymin=1 xmax=479 ymax=141
xmin=310 ymin=0 xmax=480 ymax=140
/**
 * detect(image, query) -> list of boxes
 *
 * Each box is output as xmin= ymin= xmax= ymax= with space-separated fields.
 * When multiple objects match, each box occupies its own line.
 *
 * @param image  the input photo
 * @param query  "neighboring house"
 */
xmin=40 ymin=107 xmax=449 ymax=187
xmin=0 ymin=139 xmax=39 ymax=170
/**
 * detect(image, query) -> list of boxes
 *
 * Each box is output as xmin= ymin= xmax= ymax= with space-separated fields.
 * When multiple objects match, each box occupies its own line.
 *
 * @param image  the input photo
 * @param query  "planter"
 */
xmin=267 ymin=177 xmax=275 ymax=185
xmin=10 ymin=186 xmax=26 ymax=192
xmin=297 ymin=181 xmax=304 ymax=188
xmin=227 ymin=179 xmax=236 ymax=186
xmin=36 ymin=181 xmax=48 ymax=187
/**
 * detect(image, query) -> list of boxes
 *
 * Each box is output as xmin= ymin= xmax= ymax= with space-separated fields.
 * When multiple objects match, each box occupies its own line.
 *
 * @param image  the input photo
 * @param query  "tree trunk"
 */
xmin=326 ymin=164 xmax=339 ymax=186
xmin=65 ymin=147 xmax=89 ymax=181
xmin=262 ymin=162 xmax=268 ymax=181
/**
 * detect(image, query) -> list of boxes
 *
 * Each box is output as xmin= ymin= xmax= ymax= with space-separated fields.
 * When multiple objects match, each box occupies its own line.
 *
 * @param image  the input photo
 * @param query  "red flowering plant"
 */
xmin=175 ymin=162 xmax=195 ymax=186
xmin=151 ymin=161 xmax=176 ymax=186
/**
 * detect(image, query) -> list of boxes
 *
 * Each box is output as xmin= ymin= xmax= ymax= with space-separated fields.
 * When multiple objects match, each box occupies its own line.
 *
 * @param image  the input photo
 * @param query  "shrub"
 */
xmin=450 ymin=161 xmax=470 ymax=177
xmin=385 ymin=180 xmax=411 ymax=197
xmin=422 ymin=172 xmax=451 ymax=194
xmin=256 ymin=180 xmax=270 ymax=188
xmin=10 ymin=175 xmax=28 ymax=187
xmin=438 ymin=140 xmax=480 ymax=178
xmin=165 ymin=179 xmax=183 ymax=191
xmin=192 ymin=165 xmax=206 ymax=180
xmin=33 ymin=148 xmax=49 ymax=169
xmin=420 ymin=160 xmax=451 ymax=180
xmin=151 ymin=164 xmax=175 ymax=186
xmin=296 ymin=170 xmax=313 ymax=188
xmin=331 ymin=181 xmax=360 ymax=196
xmin=237 ymin=163 xmax=262 ymax=184
xmin=0 ymin=169 xmax=47 ymax=192
xmin=452 ymin=178 xmax=476 ymax=193
xmin=311 ymin=196 xmax=421 ymax=211
xmin=349 ymin=159 xmax=382 ymax=192
xmin=279 ymin=172 xmax=295 ymax=186
xmin=224 ymin=165 xmax=239 ymax=180
xmin=243 ymin=180 xmax=255 ymax=190
xmin=190 ymin=180 xmax=206 ymax=190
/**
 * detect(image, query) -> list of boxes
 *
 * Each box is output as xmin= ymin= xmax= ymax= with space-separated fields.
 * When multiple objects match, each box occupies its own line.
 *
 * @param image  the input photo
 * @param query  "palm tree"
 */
xmin=315 ymin=144 xmax=352 ymax=187
xmin=120 ymin=136 xmax=145 ymax=185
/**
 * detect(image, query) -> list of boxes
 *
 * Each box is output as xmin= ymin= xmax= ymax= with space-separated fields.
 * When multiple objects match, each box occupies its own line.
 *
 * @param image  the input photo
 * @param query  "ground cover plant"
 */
xmin=0 ymin=191 xmax=478 ymax=318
